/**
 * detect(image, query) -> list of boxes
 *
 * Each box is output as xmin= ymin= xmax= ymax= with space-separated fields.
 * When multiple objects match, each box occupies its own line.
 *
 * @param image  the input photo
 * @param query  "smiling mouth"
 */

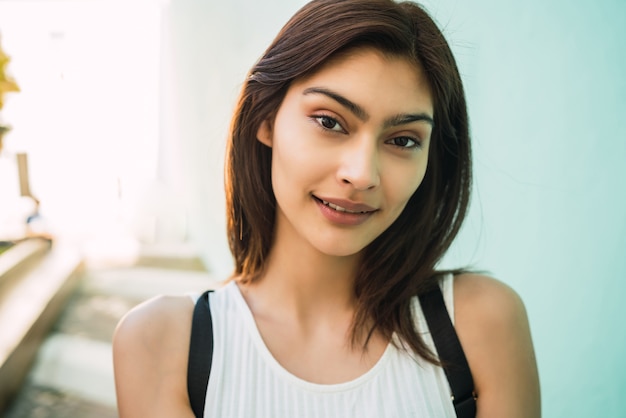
xmin=313 ymin=196 xmax=375 ymax=214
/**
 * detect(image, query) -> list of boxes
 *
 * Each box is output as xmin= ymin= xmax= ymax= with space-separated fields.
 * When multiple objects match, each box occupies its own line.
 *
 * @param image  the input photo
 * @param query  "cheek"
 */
xmin=270 ymin=121 xmax=324 ymax=197
xmin=385 ymin=157 xmax=428 ymax=208
xmin=270 ymin=110 xmax=340 ymax=183
xmin=271 ymin=119 xmax=302 ymax=173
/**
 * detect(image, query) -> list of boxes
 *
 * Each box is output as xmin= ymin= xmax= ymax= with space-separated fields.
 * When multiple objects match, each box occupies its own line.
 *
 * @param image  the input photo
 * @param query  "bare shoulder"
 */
xmin=453 ymin=273 xmax=526 ymax=323
xmin=113 ymin=295 xmax=196 ymax=418
xmin=453 ymin=273 xmax=541 ymax=418
xmin=114 ymin=294 xmax=195 ymax=347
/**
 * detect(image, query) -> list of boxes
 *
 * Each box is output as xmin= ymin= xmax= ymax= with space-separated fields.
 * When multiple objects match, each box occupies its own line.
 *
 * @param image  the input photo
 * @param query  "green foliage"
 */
xmin=0 ymin=37 xmax=19 ymax=111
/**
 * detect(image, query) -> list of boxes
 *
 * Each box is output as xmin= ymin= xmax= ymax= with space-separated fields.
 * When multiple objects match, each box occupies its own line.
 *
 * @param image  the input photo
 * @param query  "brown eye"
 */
xmin=394 ymin=137 xmax=410 ymax=147
xmin=386 ymin=136 xmax=421 ymax=150
xmin=320 ymin=116 xmax=338 ymax=129
xmin=313 ymin=115 xmax=345 ymax=133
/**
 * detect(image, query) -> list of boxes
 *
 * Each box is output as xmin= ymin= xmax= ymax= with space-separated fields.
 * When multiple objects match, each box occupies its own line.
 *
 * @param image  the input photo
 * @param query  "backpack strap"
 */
xmin=187 ymin=290 xmax=214 ymax=418
xmin=419 ymin=285 xmax=477 ymax=418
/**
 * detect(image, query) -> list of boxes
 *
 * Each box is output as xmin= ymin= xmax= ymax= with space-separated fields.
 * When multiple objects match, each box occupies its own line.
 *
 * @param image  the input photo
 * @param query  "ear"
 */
xmin=256 ymin=118 xmax=273 ymax=147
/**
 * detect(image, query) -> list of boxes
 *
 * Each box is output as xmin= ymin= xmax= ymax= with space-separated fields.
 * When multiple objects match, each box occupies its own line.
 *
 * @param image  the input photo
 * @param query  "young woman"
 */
xmin=113 ymin=1 xmax=540 ymax=417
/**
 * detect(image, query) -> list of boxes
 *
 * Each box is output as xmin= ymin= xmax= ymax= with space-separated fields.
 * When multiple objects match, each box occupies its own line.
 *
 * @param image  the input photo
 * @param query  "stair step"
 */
xmin=29 ymin=333 xmax=116 ymax=407
xmin=0 ymin=238 xmax=51 ymax=291
xmin=0 ymin=244 xmax=83 ymax=413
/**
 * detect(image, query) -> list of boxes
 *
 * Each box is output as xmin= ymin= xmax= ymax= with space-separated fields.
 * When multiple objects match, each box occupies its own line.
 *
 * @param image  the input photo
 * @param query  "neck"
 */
xmin=239 ymin=234 xmax=362 ymax=322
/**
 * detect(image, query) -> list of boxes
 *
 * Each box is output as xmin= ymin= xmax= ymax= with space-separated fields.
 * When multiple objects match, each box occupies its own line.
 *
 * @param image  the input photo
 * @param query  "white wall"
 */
xmin=0 ymin=0 xmax=162 ymax=245
xmin=158 ymin=0 xmax=308 ymax=278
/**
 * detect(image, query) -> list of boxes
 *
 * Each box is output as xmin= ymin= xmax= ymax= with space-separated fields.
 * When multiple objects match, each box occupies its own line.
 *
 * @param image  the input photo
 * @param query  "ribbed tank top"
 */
xmin=198 ymin=275 xmax=455 ymax=417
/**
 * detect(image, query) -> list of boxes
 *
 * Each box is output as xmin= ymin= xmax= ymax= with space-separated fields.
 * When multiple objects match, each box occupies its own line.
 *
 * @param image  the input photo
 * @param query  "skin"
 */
xmin=113 ymin=48 xmax=540 ymax=417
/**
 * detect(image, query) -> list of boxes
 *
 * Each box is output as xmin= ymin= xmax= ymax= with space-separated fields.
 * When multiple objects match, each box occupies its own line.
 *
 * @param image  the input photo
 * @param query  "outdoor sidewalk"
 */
xmin=3 ymin=244 xmax=220 ymax=417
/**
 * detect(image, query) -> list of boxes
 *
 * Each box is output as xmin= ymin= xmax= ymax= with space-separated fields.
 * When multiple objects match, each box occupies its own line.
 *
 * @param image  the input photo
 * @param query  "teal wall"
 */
xmin=162 ymin=1 xmax=626 ymax=416
xmin=429 ymin=1 xmax=626 ymax=416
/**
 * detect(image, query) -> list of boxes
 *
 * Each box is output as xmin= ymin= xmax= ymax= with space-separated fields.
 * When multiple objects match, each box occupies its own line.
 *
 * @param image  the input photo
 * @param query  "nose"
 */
xmin=337 ymin=137 xmax=380 ymax=191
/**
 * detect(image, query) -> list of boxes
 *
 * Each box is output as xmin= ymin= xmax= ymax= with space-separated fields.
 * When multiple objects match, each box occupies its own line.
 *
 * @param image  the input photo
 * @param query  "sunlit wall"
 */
xmin=158 ymin=0 xmax=309 ymax=278
xmin=0 ymin=0 xmax=161 ymax=246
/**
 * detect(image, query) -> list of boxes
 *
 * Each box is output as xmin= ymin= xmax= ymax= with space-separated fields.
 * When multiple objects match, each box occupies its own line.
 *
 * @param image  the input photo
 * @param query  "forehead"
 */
xmin=289 ymin=47 xmax=433 ymax=114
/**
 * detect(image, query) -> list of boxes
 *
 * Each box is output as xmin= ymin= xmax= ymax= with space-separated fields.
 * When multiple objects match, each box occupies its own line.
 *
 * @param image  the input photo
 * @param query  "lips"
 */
xmin=313 ymin=195 xmax=377 ymax=214
xmin=312 ymin=195 xmax=377 ymax=226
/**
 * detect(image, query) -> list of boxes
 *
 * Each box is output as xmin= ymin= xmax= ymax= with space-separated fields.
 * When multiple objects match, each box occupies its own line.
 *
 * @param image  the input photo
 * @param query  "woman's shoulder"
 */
xmin=113 ymin=295 xmax=196 ymax=417
xmin=452 ymin=273 xmax=541 ymax=417
xmin=453 ymin=273 xmax=525 ymax=320
xmin=114 ymin=294 xmax=195 ymax=349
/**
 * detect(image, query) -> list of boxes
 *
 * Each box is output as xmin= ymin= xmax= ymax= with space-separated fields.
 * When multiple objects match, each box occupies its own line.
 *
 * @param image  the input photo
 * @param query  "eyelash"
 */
xmin=311 ymin=114 xmax=422 ymax=151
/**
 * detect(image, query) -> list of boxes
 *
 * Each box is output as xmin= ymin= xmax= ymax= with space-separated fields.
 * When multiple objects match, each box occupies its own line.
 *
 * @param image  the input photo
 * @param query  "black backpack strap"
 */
xmin=187 ymin=290 xmax=214 ymax=418
xmin=419 ymin=285 xmax=477 ymax=418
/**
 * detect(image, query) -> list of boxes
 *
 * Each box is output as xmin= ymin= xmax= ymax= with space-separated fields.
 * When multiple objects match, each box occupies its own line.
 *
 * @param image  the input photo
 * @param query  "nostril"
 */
xmin=340 ymin=176 xmax=378 ymax=190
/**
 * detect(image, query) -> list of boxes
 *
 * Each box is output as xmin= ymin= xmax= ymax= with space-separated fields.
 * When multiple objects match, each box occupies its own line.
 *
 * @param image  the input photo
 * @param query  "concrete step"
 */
xmin=0 ymin=242 xmax=83 ymax=413
xmin=0 ymin=238 xmax=51 ymax=290
xmin=3 ymin=242 xmax=220 ymax=417
xmin=135 ymin=242 xmax=208 ymax=272
xmin=29 ymin=333 xmax=117 ymax=408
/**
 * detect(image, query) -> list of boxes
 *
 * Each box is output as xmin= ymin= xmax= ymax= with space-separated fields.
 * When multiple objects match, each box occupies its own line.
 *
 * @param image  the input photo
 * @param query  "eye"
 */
xmin=313 ymin=115 xmax=345 ymax=133
xmin=387 ymin=136 xmax=421 ymax=149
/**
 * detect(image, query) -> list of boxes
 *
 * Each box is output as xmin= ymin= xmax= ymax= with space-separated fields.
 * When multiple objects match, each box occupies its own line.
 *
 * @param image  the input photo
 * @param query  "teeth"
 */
xmin=321 ymin=199 xmax=366 ymax=214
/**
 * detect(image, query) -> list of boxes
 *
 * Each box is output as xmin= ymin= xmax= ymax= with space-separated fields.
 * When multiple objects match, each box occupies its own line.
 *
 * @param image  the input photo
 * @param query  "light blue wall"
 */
xmin=161 ymin=1 xmax=626 ymax=416
xmin=429 ymin=1 xmax=626 ymax=416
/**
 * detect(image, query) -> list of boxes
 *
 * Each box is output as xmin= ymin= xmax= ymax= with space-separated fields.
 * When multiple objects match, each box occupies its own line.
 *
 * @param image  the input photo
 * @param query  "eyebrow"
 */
xmin=302 ymin=87 xmax=434 ymax=128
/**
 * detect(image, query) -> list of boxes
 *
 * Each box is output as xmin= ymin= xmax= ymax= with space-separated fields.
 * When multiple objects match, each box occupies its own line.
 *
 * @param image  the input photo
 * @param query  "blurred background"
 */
xmin=0 ymin=0 xmax=624 ymax=416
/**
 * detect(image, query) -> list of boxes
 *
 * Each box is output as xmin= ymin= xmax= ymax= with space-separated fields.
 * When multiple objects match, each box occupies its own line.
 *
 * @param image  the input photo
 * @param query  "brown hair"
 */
xmin=225 ymin=0 xmax=471 ymax=362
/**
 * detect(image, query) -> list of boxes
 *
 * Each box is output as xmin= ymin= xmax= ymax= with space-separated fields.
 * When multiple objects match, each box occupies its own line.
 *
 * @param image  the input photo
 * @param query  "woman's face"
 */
xmin=257 ymin=47 xmax=434 ymax=258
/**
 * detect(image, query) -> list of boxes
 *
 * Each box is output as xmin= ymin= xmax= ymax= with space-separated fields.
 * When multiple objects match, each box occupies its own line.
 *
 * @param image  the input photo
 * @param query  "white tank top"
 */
xmin=198 ymin=275 xmax=456 ymax=417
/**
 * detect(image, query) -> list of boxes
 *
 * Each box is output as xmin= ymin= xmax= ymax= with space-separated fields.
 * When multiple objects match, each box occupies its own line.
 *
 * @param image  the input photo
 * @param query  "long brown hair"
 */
xmin=225 ymin=0 xmax=471 ymax=362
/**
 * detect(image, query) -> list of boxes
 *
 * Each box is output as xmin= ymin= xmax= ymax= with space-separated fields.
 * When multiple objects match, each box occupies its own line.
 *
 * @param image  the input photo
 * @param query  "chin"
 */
xmin=312 ymin=239 xmax=370 ymax=259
